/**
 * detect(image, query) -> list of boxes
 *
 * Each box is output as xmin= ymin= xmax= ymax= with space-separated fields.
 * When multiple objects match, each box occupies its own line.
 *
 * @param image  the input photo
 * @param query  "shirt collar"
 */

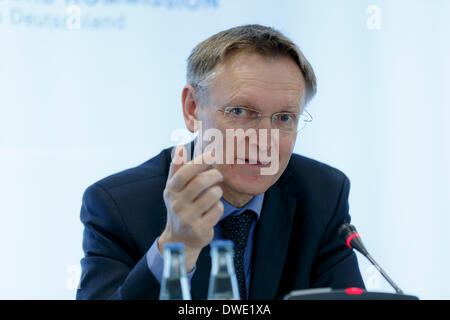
xmin=220 ymin=193 xmax=265 ymax=221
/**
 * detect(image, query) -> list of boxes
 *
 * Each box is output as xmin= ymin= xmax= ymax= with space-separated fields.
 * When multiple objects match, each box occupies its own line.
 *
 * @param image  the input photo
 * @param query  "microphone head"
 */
xmin=338 ymin=224 xmax=357 ymax=240
xmin=338 ymin=223 xmax=368 ymax=256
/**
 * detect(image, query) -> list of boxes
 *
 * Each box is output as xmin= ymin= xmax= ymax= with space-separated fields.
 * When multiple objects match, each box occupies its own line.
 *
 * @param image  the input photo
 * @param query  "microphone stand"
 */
xmin=364 ymin=252 xmax=404 ymax=295
xmin=340 ymin=224 xmax=405 ymax=295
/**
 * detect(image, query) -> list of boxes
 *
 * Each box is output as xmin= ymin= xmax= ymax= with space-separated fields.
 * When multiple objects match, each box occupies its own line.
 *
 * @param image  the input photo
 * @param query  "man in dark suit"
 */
xmin=76 ymin=24 xmax=364 ymax=300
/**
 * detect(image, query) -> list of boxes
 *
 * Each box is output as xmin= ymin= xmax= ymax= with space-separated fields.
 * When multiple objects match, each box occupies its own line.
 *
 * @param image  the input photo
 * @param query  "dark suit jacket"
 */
xmin=76 ymin=146 xmax=365 ymax=300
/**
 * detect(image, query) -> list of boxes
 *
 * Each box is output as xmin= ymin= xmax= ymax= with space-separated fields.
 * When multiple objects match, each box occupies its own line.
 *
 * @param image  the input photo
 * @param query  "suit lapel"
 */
xmin=249 ymin=180 xmax=297 ymax=299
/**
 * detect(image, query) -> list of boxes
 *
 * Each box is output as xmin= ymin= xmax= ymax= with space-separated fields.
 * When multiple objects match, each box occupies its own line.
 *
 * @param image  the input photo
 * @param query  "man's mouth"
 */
xmin=237 ymin=158 xmax=271 ymax=167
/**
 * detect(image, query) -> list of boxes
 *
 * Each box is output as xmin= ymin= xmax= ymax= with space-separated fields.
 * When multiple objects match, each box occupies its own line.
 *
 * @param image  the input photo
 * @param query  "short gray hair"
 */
xmin=186 ymin=24 xmax=317 ymax=106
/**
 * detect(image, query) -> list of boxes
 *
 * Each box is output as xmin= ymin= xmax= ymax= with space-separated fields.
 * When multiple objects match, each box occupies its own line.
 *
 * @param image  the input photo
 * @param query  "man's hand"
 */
xmin=158 ymin=146 xmax=224 ymax=272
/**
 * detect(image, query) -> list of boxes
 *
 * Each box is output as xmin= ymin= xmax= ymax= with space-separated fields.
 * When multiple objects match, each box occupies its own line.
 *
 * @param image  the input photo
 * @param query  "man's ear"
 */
xmin=182 ymin=85 xmax=201 ymax=133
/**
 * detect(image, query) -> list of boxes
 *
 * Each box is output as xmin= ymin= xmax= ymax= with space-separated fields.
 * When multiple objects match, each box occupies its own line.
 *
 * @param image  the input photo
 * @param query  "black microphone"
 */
xmin=339 ymin=223 xmax=404 ymax=295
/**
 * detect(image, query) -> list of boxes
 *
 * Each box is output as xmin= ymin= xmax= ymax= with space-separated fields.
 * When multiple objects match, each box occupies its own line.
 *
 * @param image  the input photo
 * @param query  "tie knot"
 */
xmin=219 ymin=210 xmax=257 ymax=249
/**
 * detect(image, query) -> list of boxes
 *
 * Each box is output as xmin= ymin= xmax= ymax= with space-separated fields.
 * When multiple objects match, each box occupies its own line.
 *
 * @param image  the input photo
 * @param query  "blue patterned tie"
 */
xmin=219 ymin=210 xmax=257 ymax=300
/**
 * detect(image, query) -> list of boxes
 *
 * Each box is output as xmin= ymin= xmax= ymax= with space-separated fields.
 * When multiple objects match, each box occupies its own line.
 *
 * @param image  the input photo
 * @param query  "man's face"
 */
xmin=194 ymin=51 xmax=306 ymax=197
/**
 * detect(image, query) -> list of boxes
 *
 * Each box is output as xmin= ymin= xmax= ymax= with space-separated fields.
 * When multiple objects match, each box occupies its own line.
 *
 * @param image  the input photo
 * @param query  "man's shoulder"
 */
xmin=282 ymin=153 xmax=349 ymax=196
xmin=288 ymin=153 xmax=348 ymax=180
xmin=90 ymin=146 xmax=173 ymax=193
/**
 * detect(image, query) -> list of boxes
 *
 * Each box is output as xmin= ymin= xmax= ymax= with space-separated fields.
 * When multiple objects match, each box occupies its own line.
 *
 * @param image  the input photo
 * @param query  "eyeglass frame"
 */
xmin=215 ymin=105 xmax=313 ymax=133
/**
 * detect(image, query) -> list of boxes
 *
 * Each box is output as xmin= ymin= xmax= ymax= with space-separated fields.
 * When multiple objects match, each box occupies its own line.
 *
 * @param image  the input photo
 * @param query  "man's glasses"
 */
xmin=217 ymin=106 xmax=312 ymax=133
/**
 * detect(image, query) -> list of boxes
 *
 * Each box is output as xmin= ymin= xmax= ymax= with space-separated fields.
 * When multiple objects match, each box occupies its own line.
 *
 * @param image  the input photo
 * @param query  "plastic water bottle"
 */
xmin=207 ymin=240 xmax=240 ymax=300
xmin=159 ymin=242 xmax=191 ymax=300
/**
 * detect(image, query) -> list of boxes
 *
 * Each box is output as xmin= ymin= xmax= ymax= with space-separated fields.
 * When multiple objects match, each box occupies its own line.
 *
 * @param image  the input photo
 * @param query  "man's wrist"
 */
xmin=147 ymin=237 xmax=198 ymax=284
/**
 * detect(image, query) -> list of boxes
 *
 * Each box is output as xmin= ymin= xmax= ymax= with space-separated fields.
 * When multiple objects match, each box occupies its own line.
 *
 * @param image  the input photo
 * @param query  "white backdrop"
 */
xmin=0 ymin=0 xmax=449 ymax=299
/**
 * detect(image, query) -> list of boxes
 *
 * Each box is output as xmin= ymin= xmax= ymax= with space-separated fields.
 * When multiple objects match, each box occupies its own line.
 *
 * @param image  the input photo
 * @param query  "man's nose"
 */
xmin=256 ymin=116 xmax=273 ymax=131
xmin=254 ymin=117 xmax=273 ymax=153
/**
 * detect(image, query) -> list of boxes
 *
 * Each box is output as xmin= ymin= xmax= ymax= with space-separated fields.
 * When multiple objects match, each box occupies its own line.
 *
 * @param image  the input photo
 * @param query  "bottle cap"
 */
xmin=210 ymin=240 xmax=234 ymax=248
xmin=163 ymin=242 xmax=185 ymax=251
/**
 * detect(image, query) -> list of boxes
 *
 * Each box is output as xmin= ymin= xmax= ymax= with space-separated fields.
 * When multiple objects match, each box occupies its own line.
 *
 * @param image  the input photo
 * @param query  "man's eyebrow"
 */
xmin=280 ymin=105 xmax=301 ymax=112
xmin=228 ymin=98 xmax=300 ymax=110
xmin=227 ymin=97 xmax=256 ymax=106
